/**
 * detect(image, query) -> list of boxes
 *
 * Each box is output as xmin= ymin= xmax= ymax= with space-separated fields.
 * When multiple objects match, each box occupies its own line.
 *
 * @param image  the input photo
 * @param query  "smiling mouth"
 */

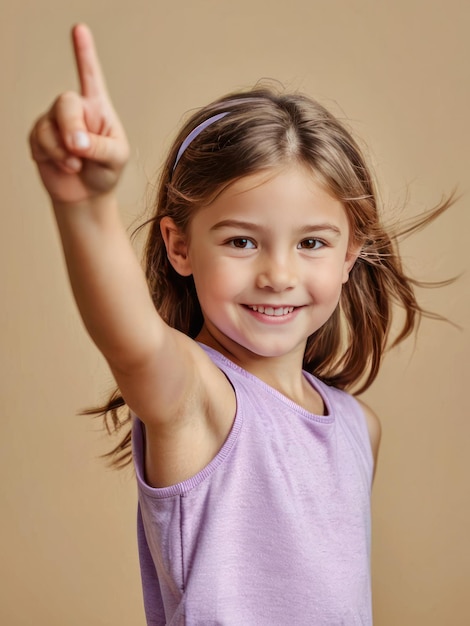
xmin=247 ymin=305 xmax=295 ymax=317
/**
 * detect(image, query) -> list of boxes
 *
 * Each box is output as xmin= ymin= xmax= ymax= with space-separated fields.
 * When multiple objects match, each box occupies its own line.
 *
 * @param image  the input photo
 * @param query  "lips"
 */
xmin=247 ymin=305 xmax=295 ymax=317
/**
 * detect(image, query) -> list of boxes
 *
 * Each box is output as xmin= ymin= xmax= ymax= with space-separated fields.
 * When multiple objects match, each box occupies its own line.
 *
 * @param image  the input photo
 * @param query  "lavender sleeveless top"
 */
xmin=132 ymin=344 xmax=373 ymax=625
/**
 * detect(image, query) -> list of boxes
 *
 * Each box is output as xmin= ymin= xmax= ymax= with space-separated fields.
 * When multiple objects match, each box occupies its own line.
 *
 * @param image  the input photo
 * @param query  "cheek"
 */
xmin=193 ymin=259 xmax=242 ymax=302
xmin=308 ymin=262 xmax=347 ymax=296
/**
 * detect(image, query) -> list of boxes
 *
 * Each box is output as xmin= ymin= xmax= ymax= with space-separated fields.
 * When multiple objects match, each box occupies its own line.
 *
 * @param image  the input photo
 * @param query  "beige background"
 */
xmin=1 ymin=1 xmax=469 ymax=624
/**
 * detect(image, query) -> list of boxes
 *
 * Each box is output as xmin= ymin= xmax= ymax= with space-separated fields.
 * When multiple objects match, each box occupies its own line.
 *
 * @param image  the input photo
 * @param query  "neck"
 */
xmin=196 ymin=327 xmax=325 ymax=416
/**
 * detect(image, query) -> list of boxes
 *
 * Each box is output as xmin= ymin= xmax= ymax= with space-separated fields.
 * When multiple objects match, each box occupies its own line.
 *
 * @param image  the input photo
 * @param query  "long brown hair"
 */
xmin=86 ymin=85 xmax=456 ymax=468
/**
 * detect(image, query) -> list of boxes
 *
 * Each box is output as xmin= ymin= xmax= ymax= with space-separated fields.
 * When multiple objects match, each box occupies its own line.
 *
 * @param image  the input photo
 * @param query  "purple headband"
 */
xmin=172 ymin=111 xmax=230 ymax=172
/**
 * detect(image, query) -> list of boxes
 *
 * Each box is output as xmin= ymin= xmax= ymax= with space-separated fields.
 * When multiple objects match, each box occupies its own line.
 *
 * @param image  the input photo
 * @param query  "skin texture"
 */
xmin=30 ymin=24 xmax=380 ymax=488
xmin=164 ymin=168 xmax=357 ymax=399
xmin=163 ymin=167 xmax=381 ymax=479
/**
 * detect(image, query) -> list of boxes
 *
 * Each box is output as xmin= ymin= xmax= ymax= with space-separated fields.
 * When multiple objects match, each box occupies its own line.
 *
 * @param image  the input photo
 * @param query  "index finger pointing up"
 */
xmin=72 ymin=24 xmax=108 ymax=99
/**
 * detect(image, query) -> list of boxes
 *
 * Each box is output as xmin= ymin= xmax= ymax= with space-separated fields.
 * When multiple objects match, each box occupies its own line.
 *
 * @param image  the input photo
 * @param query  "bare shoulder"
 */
xmin=140 ymin=336 xmax=237 ymax=488
xmin=355 ymin=397 xmax=382 ymax=480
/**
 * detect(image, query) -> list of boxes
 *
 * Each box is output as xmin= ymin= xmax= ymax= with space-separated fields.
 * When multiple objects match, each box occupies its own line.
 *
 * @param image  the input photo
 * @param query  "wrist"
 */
xmin=52 ymin=190 xmax=120 ymax=216
xmin=52 ymin=191 xmax=122 ymax=231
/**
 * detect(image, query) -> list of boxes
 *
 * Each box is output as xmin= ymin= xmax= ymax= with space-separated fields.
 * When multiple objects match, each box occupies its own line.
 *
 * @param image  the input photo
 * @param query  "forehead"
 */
xmin=197 ymin=166 xmax=349 ymax=228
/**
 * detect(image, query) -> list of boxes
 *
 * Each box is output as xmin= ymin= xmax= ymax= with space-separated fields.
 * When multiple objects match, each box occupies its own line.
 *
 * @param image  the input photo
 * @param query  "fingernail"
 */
xmin=73 ymin=131 xmax=90 ymax=149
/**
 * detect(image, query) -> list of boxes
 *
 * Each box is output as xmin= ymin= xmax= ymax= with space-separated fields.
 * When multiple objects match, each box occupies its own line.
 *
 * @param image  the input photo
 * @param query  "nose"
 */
xmin=255 ymin=251 xmax=298 ymax=292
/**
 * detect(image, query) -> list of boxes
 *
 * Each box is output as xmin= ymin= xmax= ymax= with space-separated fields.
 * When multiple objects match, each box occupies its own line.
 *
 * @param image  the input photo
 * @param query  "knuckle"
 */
xmin=54 ymin=90 xmax=78 ymax=107
xmin=32 ymin=117 xmax=65 ymax=160
xmin=35 ymin=117 xmax=54 ymax=143
xmin=53 ymin=92 xmax=83 ymax=126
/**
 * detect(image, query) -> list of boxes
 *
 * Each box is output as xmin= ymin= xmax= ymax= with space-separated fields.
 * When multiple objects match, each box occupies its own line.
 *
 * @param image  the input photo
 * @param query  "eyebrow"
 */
xmin=210 ymin=219 xmax=342 ymax=237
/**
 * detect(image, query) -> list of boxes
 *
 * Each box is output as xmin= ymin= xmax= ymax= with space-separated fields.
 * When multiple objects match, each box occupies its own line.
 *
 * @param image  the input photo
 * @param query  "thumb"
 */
xmin=52 ymin=91 xmax=129 ymax=169
xmin=80 ymin=126 xmax=129 ymax=168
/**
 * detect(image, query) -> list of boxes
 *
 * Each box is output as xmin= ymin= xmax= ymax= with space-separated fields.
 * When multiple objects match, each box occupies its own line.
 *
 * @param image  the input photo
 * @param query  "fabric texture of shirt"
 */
xmin=132 ymin=343 xmax=374 ymax=625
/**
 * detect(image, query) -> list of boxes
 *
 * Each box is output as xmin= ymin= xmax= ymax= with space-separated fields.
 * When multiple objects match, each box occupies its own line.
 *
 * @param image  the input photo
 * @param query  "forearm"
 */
xmin=30 ymin=25 xmax=166 ymax=375
xmin=53 ymin=193 xmax=163 ymax=370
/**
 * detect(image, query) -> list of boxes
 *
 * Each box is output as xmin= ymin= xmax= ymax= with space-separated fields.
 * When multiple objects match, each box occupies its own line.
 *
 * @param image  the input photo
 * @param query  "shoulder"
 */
xmin=135 ymin=338 xmax=238 ymax=489
xmin=355 ymin=397 xmax=381 ymax=481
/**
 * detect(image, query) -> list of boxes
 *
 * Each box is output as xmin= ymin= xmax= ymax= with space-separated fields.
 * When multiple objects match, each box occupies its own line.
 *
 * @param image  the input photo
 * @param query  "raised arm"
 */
xmin=29 ymin=24 xmax=169 ymax=377
xmin=28 ymin=27 xmax=235 ymax=470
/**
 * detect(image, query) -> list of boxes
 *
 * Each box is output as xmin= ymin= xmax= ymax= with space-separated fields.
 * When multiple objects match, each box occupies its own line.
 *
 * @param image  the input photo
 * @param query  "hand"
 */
xmin=29 ymin=24 xmax=130 ymax=205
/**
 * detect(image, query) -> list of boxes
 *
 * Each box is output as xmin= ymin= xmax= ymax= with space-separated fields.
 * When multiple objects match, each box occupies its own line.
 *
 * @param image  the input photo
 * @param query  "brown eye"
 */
xmin=298 ymin=238 xmax=324 ymax=250
xmin=229 ymin=238 xmax=256 ymax=249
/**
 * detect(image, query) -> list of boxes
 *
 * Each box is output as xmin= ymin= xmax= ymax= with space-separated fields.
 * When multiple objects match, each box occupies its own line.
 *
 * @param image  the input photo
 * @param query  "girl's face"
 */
xmin=171 ymin=166 xmax=358 ymax=363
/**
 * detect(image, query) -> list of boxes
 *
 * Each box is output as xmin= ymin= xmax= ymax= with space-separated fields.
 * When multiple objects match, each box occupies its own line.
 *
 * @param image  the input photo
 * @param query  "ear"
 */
xmin=160 ymin=217 xmax=192 ymax=277
xmin=342 ymin=243 xmax=362 ymax=284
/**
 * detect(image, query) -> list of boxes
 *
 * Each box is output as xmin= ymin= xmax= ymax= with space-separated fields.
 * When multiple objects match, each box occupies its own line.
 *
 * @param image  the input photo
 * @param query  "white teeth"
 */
xmin=250 ymin=305 xmax=294 ymax=316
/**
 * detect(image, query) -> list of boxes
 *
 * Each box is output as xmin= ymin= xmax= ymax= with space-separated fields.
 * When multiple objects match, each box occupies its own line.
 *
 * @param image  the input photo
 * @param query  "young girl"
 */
xmin=29 ymin=24 xmax=452 ymax=626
